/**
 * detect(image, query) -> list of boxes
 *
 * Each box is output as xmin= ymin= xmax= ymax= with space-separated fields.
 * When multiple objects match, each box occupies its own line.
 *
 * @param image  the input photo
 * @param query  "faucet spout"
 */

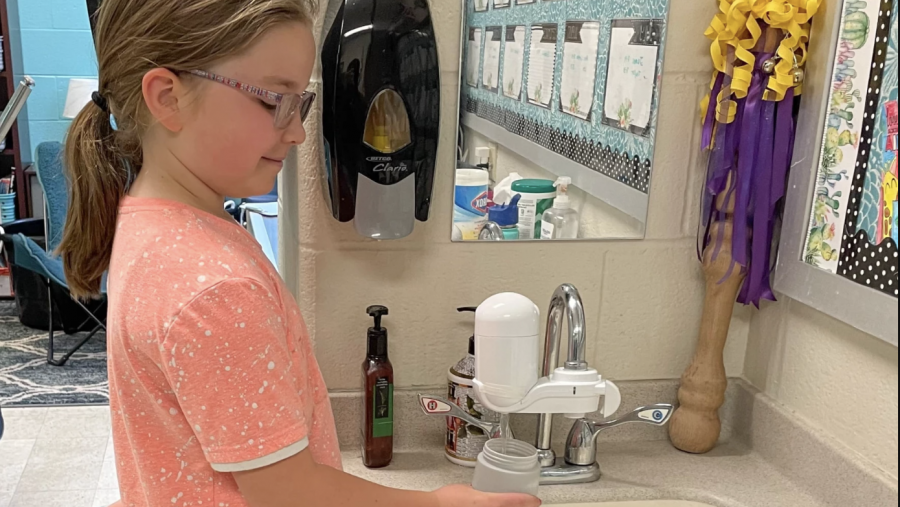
xmin=536 ymin=283 xmax=588 ymax=466
xmin=542 ymin=284 xmax=588 ymax=374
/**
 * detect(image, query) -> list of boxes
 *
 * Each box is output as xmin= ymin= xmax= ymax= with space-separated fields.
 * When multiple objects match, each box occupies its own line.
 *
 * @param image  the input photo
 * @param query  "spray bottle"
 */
xmin=540 ymin=177 xmax=580 ymax=239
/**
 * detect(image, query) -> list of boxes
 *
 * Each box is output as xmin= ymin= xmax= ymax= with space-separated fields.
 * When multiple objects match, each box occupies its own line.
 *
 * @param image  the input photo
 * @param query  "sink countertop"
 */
xmin=342 ymin=440 xmax=822 ymax=507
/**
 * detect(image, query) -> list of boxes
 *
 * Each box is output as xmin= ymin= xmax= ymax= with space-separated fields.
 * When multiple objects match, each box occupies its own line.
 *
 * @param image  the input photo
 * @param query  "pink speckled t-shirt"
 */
xmin=107 ymin=196 xmax=341 ymax=507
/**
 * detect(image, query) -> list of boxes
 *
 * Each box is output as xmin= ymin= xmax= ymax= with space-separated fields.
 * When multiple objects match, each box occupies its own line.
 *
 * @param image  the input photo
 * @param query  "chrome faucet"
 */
xmin=535 ymin=283 xmax=589 ymax=467
xmin=418 ymin=283 xmax=673 ymax=486
xmin=539 ymin=403 xmax=673 ymax=484
xmin=534 ymin=284 xmax=674 ymax=485
xmin=478 ymin=221 xmax=505 ymax=241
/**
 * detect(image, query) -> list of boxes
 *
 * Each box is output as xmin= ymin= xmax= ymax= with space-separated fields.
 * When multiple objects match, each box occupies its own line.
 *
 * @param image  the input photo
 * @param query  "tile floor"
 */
xmin=0 ymin=406 xmax=119 ymax=507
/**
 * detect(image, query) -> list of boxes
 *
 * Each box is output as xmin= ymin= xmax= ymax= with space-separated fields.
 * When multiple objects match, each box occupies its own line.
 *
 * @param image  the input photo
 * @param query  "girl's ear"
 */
xmin=142 ymin=68 xmax=189 ymax=132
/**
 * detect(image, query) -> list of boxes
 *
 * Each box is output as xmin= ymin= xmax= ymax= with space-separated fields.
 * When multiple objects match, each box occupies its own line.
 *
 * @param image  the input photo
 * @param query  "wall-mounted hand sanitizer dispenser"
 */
xmin=321 ymin=0 xmax=440 ymax=240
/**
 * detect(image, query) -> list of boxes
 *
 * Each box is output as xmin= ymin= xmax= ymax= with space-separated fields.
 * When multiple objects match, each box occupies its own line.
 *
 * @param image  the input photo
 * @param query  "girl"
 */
xmin=58 ymin=1 xmax=541 ymax=506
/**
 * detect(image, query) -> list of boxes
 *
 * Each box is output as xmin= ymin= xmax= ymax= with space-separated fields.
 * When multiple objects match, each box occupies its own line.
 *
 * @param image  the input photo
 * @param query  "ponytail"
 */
xmin=58 ymin=101 xmax=133 ymax=299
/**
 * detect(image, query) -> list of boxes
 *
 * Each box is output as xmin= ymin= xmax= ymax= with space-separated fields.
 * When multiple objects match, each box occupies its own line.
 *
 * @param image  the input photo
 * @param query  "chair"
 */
xmin=4 ymin=142 xmax=107 ymax=366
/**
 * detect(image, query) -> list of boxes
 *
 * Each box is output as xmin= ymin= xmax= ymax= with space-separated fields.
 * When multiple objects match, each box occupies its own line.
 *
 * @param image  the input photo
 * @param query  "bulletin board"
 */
xmin=462 ymin=0 xmax=671 ymax=195
xmin=804 ymin=0 xmax=899 ymax=299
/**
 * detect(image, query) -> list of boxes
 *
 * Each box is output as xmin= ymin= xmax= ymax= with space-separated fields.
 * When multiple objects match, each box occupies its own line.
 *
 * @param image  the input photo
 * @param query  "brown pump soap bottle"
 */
xmin=361 ymin=305 xmax=394 ymax=468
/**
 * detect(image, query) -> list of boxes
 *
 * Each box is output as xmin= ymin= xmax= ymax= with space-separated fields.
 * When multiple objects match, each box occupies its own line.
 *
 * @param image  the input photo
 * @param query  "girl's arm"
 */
xmin=233 ymin=448 xmax=541 ymax=507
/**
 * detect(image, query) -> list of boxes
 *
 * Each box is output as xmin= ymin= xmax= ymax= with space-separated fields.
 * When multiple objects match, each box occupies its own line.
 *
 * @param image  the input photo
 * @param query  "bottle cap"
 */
xmin=511 ymin=179 xmax=556 ymax=194
xmin=367 ymin=305 xmax=389 ymax=358
xmin=488 ymin=193 xmax=521 ymax=227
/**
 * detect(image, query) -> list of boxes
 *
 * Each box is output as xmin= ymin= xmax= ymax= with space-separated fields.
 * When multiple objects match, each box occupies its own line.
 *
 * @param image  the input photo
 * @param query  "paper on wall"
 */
xmin=603 ymin=26 xmax=658 ymax=133
xmin=526 ymin=24 xmax=558 ymax=109
xmin=502 ymin=26 xmax=526 ymax=100
xmin=560 ymin=21 xmax=600 ymax=120
xmin=483 ymin=27 xmax=503 ymax=92
xmin=63 ymin=78 xmax=100 ymax=119
xmin=466 ymin=28 xmax=483 ymax=88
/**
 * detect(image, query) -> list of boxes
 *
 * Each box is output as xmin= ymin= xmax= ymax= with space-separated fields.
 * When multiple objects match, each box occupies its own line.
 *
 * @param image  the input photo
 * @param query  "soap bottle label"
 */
xmin=541 ymin=221 xmax=556 ymax=240
xmin=372 ymin=377 xmax=394 ymax=438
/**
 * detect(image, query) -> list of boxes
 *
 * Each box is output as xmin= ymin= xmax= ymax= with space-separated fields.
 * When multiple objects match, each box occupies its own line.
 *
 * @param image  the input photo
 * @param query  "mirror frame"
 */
xmin=775 ymin=0 xmax=898 ymax=347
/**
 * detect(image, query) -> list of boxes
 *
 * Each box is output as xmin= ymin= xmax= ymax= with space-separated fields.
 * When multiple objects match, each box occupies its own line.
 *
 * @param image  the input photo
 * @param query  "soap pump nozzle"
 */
xmin=366 ymin=305 xmax=390 ymax=358
xmin=553 ymin=177 xmax=572 ymax=209
xmin=367 ymin=305 xmax=389 ymax=329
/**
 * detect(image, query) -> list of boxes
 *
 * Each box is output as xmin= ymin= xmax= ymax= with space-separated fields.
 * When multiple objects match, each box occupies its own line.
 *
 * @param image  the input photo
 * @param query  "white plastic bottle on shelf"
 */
xmin=540 ymin=177 xmax=580 ymax=240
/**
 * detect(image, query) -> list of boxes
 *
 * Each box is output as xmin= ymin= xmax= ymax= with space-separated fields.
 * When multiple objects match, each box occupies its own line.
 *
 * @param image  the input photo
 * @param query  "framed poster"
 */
xmin=601 ymin=19 xmax=663 ymax=136
xmin=503 ymin=26 xmax=527 ymax=100
xmin=560 ymin=21 xmax=601 ymax=121
xmin=466 ymin=28 xmax=483 ymax=88
xmin=494 ymin=0 xmax=511 ymax=8
xmin=802 ymin=0 xmax=898 ymax=299
xmin=483 ymin=26 xmax=503 ymax=93
xmin=526 ymin=23 xmax=558 ymax=109
xmin=474 ymin=0 xmax=489 ymax=12
xmin=777 ymin=0 xmax=898 ymax=345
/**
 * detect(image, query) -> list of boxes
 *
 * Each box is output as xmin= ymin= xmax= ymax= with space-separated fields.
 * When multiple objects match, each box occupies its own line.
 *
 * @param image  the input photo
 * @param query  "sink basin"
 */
xmin=552 ymin=502 xmax=714 ymax=507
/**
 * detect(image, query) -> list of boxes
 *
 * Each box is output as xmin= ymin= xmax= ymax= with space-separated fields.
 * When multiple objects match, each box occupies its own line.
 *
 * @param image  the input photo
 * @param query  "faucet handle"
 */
xmin=564 ymin=403 xmax=674 ymax=467
xmin=418 ymin=394 xmax=509 ymax=439
xmin=594 ymin=403 xmax=673 ymax=431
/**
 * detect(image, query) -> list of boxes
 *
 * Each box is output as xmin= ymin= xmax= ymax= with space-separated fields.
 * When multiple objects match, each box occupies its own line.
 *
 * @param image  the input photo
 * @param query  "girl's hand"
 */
xmin=434 ymin=485 xmax=542 ymax=507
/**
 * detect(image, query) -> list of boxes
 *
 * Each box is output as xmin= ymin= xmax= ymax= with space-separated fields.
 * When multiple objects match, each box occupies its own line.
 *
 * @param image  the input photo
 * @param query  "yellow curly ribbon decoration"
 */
xmin=700 ymin=0 xmax=821 ymax=123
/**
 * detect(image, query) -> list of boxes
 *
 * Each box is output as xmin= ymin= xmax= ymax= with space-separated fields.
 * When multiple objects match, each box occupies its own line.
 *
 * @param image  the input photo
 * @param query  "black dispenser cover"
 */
xmin=322 ymin=0 xmax=440 ymax=240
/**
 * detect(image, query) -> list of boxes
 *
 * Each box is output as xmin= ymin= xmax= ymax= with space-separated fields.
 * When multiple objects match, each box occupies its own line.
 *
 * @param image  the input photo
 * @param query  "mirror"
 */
xmin=452 ymin=0 xmax=672 ymax=242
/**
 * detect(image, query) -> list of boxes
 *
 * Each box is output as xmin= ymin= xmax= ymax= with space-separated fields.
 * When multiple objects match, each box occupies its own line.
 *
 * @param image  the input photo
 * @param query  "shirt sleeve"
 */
xmin=160 ymin=278 xmax=311 ymax=472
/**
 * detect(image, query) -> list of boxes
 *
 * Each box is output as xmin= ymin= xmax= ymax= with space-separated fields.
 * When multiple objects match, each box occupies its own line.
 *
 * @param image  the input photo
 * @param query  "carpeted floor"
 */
xmin=0 ymin=300 xmax=109 ymax=406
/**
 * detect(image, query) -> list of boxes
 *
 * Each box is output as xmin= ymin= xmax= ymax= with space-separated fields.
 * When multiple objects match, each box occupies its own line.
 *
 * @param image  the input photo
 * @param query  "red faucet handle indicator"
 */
xmin=420 ymin=396 xmax=453 ymax=415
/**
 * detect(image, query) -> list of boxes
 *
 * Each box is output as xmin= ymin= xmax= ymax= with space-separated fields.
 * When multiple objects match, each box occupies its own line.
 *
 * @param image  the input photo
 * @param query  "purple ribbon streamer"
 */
xmin=741 ymin=99 xmax=776 ymax=306
xmin=700 ymin=51 xmax=801 ymax=306
xmin=732 ymin=64 xmax=768 ymax=273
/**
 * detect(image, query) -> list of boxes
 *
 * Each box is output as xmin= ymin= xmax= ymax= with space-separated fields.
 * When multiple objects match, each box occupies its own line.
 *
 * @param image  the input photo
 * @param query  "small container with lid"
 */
xmin=487 ymin=194 xmax=521 ymax=240
xmin=511 ymin=179 xmax=556 ymax=240
xmin=472 ymin=439 xmax=540 ymax=495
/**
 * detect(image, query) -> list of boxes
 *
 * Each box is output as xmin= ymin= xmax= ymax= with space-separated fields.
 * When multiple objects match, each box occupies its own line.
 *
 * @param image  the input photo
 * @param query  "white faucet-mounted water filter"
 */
xmin=473 ymin=293 xmax=541 ymax=408
xmin=472 ymin=292 xmax=621 ymax=419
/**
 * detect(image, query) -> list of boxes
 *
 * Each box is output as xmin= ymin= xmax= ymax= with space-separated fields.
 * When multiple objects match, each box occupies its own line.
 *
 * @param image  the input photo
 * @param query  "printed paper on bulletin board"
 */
xmin=527 ymin=24 xmax=558 ymax=109
xmin=602 ymin=22 xmax=659 ymax=136
xmin=483 ymin=27 xmax=503 ymax=92
xmin=466 ymin=28 xmax=483 ymax=88
xmin=474 ymin=0 xmax=489 ymax=12
xmin=503 ymin=26 xmax=526 ymax=100
xmin=560 ymin=21 xmax=601 ymax=121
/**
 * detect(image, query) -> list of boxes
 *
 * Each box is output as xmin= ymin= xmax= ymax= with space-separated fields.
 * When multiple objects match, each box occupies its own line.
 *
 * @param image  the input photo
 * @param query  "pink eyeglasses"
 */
xmin=188 ymin=70 xmax=316 ymax=129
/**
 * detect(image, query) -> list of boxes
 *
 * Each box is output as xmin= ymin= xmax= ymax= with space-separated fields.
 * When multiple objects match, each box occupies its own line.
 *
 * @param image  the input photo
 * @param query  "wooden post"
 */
xmin=669 ymin=28 xmax=779 ymax=455
xmin=668 ymin=191 xmax=745 ymax=453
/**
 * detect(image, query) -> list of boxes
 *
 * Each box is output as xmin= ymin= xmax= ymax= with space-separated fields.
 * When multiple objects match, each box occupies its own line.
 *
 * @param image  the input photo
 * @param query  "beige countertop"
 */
xmin=342 ymin=440 xmax=821 ymax=507
xmin=335 ymin=381 xmax=897 ymax=507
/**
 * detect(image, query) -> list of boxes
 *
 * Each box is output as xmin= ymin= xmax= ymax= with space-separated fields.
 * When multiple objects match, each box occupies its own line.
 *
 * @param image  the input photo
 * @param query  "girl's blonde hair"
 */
xmin=60 ymin=0 xmax=317 ymax=298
